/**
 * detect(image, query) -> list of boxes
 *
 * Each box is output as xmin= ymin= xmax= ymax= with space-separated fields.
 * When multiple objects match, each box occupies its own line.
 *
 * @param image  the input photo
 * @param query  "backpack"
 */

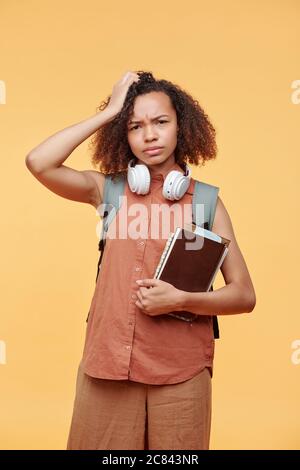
xmin=88 ymin=172 xmax=220 ymax=339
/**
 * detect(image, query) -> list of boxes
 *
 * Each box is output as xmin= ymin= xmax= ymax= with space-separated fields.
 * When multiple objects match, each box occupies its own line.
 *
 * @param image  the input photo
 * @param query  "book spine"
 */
xmin=168 ymin=312 xmax=198 ymax=322
xmin=154 ymin=232 xmax=175 ymax=279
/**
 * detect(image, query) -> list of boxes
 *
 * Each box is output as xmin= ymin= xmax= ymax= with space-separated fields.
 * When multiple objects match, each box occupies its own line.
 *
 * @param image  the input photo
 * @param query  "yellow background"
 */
xmin=0 ymin=0 xmax=299 ymax=450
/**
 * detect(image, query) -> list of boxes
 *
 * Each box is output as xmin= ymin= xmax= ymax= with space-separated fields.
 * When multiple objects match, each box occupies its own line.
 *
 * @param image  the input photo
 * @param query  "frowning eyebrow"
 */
xmin=128 ymin=114 xmax=169 ymax=125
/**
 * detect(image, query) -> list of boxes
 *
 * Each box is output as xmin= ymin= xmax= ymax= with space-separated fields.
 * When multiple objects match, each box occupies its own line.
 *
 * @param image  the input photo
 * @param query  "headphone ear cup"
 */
xmin=162 ymin=170 xmax=191 ymax=200
xmin=127 ymin=161 xmax=151 ymax=195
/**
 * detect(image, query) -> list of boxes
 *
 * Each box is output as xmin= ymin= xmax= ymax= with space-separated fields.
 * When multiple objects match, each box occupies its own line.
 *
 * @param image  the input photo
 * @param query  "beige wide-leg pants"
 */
xmin=66 ymin=361 xmax=212 ymax=450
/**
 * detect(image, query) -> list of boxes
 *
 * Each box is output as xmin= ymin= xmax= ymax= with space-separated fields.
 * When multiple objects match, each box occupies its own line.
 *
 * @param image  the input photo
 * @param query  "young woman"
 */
xmin=25 ymin=70 xmax=256 ymax=450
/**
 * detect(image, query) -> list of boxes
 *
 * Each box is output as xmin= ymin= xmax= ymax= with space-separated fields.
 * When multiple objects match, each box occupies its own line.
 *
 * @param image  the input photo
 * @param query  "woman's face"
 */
xmin=127 ymin=91 xmax=179 ymax=168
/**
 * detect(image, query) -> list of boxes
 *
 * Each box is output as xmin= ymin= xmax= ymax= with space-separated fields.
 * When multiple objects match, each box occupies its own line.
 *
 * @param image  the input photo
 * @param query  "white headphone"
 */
xmin=127 ymin=158 xmax=191 ymax=201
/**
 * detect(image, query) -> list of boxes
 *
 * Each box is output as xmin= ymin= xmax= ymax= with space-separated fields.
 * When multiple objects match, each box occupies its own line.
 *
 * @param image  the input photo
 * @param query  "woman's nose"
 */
xmin=144 ymin=125 xmax=158 ymax=140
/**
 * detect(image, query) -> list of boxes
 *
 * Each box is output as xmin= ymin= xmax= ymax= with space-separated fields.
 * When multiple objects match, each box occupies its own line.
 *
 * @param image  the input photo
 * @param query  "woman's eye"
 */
xmin=130 ymin=120 xmax=168 ymax=131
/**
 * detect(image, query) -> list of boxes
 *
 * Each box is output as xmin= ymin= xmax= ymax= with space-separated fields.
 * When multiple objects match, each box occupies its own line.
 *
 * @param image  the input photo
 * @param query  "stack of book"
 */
xmin=153 ymin=223 xmax=231 ymax=322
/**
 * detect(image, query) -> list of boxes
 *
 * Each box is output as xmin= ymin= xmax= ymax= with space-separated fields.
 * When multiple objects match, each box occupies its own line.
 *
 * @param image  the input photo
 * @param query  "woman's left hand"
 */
xmin=135 ymin=278 xmax=184 ymax=316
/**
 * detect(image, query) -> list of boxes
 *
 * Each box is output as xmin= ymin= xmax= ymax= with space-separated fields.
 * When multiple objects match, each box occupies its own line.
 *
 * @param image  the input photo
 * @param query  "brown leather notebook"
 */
xmin=153 ymin=223 xmax=231 ymax=322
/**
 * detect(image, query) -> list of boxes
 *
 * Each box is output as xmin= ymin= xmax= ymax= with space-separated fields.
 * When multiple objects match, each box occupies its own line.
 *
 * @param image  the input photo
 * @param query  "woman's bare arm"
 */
xmin=178 ymin=196 xmax=256 ymax=315
xmin=25 ymin=107 xmax=116 ymax=207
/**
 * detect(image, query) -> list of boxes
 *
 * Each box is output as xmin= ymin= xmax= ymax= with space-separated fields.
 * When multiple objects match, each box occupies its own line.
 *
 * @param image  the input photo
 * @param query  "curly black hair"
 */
xmin=89 ymin=71 xmax=217 ymax=180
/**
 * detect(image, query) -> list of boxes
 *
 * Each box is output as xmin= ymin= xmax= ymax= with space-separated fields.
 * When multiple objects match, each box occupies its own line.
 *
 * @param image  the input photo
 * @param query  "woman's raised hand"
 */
xmin=107 ymin=71 xmax=140 ymax=116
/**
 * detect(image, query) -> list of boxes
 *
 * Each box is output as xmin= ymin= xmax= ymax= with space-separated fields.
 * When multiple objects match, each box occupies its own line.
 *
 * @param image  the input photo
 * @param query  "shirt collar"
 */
xmin=150 ymin=162 xmax=186 ymax=181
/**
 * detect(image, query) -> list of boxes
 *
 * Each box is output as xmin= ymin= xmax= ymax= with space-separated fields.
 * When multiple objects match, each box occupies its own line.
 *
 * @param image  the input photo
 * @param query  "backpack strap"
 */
xmin=86 ymin=174 xmax=126 ymax=323
xmin=192 ymin=180 xmax=219 ymax=229
xmin=192 ymin=180 xmax=220 ymax=339
xmin=95 ymin=173 xmax=126 ymax=282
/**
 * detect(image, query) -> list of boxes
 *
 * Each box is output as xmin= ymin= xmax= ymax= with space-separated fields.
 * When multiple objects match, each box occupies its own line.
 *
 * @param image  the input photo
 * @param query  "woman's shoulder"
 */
xmin=191 ymin=175 xmax=219 ymax=190
xmin=84 ymin=170 xmax=106 ymax=208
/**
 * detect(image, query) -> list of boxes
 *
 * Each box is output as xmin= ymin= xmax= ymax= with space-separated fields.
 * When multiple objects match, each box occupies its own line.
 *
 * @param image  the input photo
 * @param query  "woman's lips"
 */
xmin=144 ymin=148 xmax=163 ymax=155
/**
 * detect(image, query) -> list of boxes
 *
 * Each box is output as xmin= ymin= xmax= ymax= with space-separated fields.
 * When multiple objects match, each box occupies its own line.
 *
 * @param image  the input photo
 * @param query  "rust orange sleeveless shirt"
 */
xmin=81 ymin=162 xmax=215 ymax=385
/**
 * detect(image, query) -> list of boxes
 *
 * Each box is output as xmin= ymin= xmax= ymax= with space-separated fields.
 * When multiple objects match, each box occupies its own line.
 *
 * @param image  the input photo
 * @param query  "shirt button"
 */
xmin=125 ymin=345 xmax=131 ymax=350
xmin=131 ymin=294 xmax=137 ymax=299
xmin=135 ymin=267 xmax=141 ymax=271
